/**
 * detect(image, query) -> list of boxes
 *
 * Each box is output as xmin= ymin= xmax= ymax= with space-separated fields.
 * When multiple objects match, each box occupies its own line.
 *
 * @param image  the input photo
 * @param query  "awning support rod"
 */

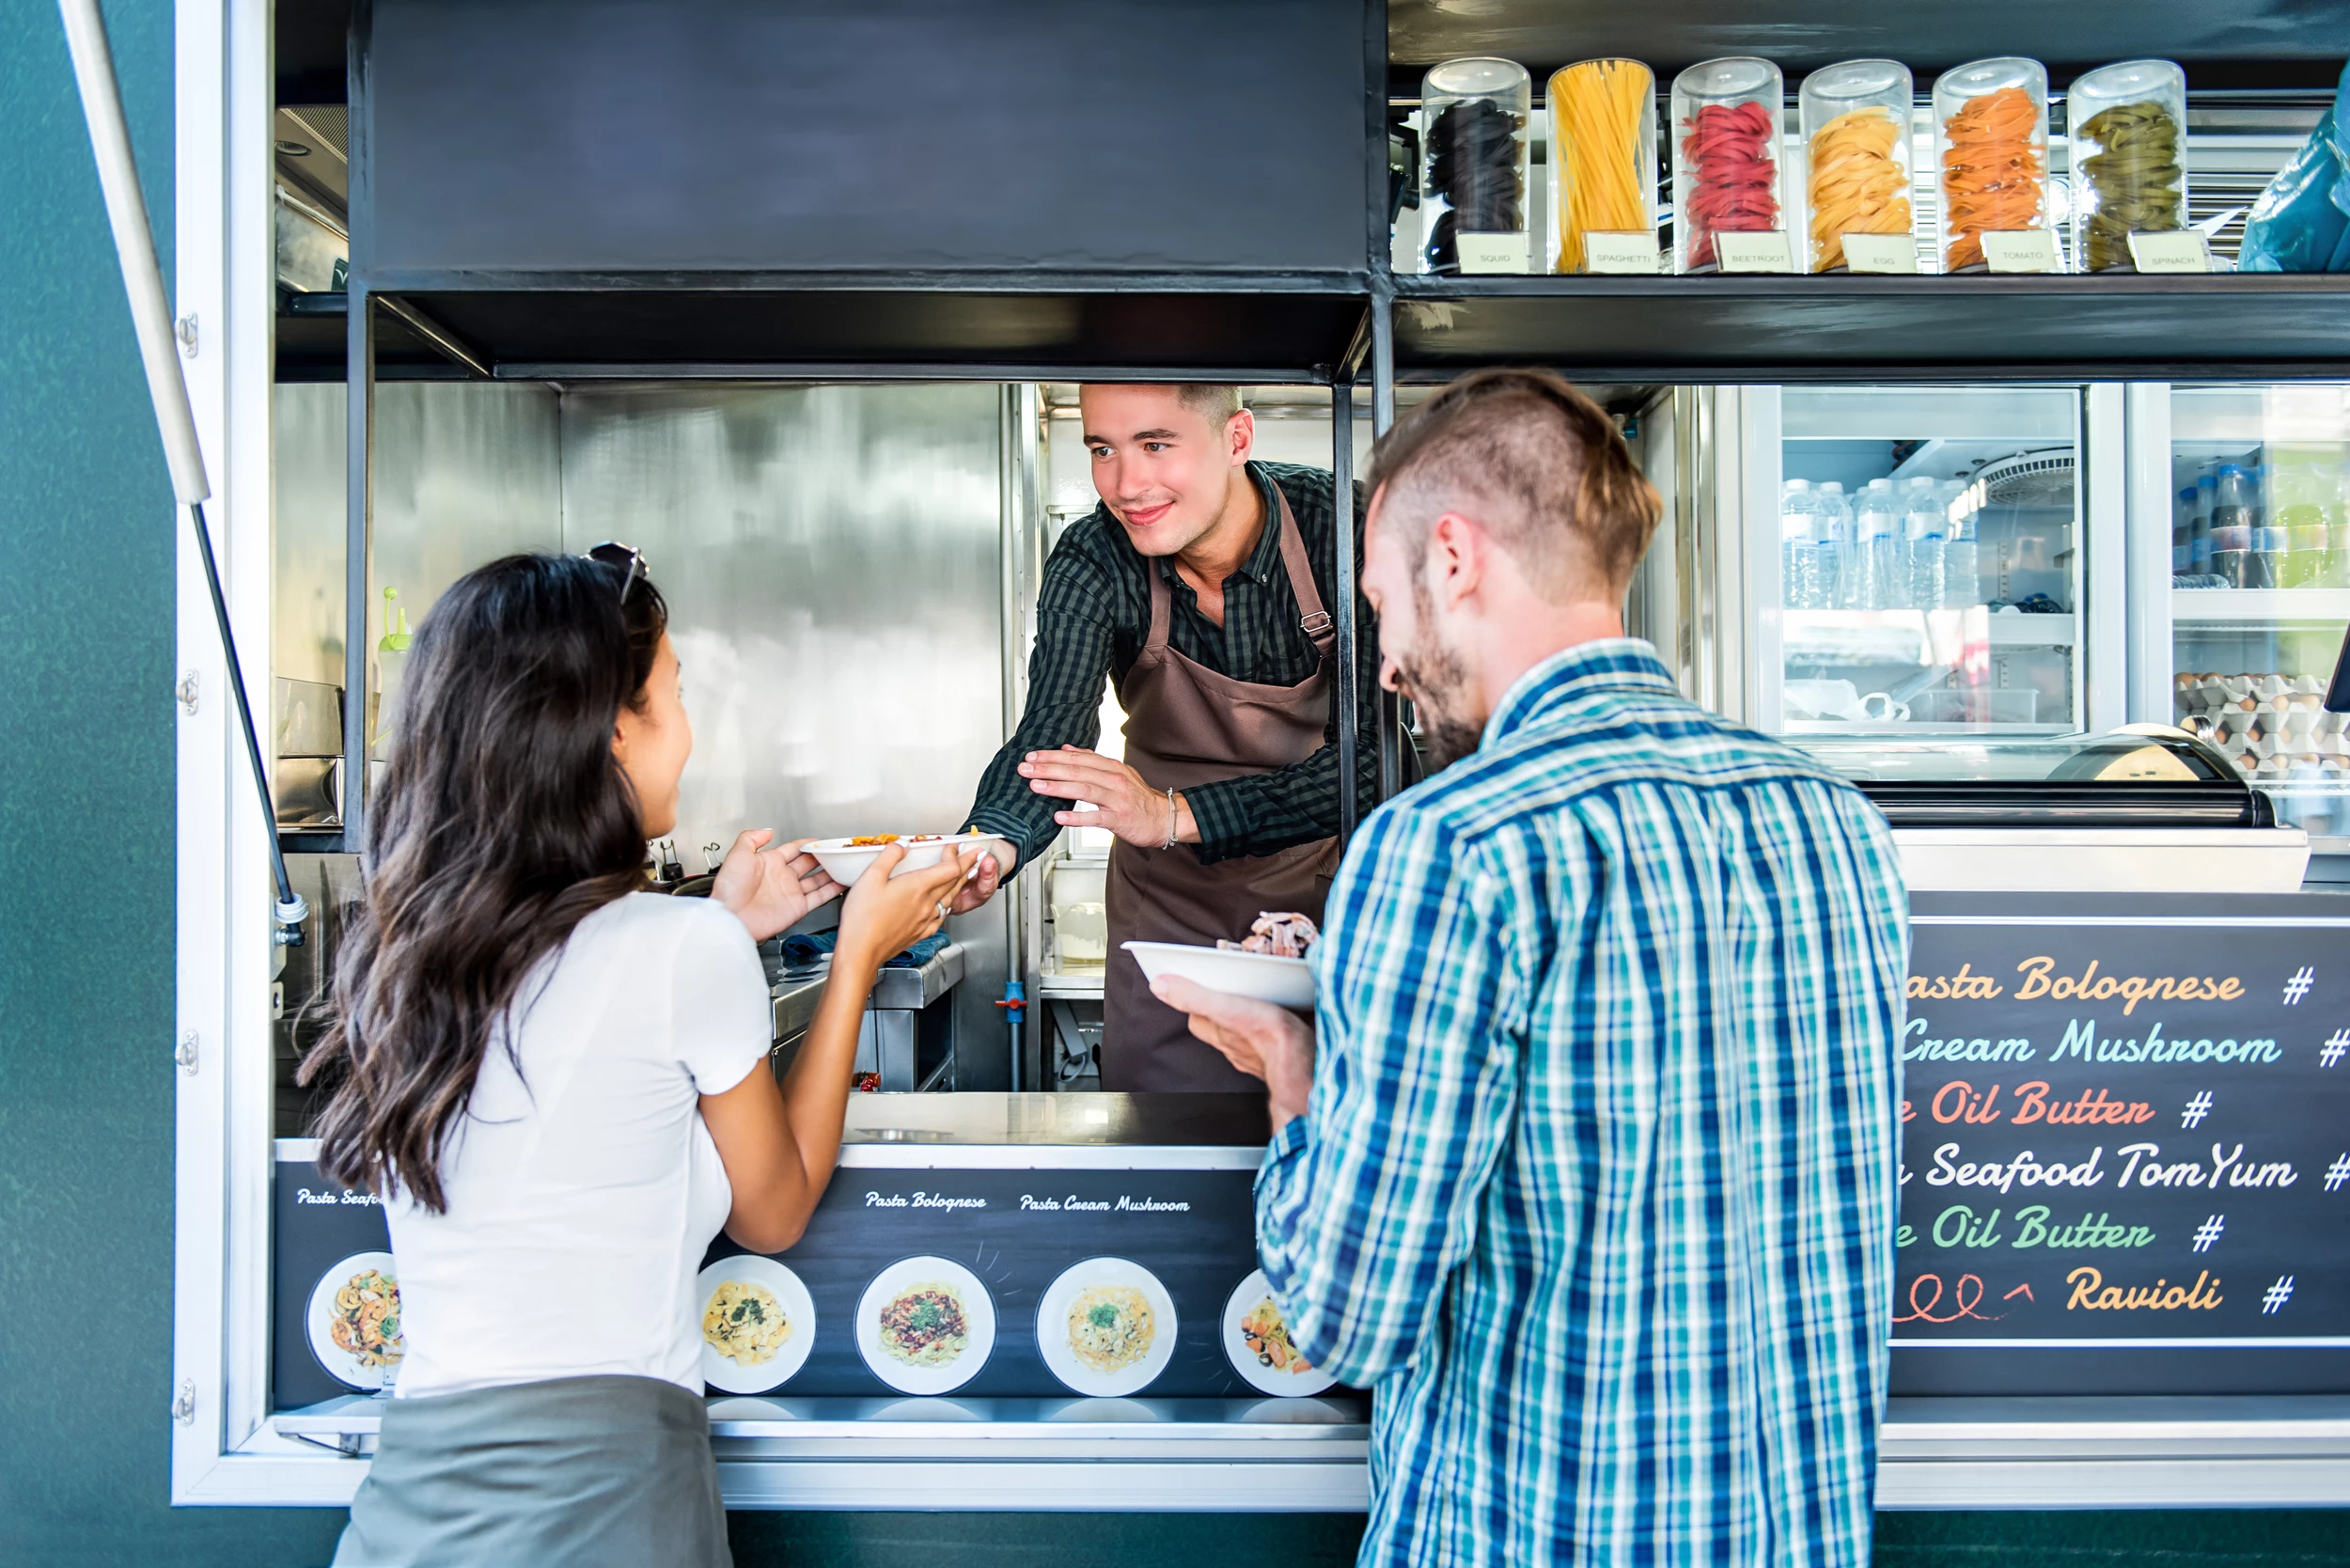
xmin=58 ymin=0 xmax=307 ymax=942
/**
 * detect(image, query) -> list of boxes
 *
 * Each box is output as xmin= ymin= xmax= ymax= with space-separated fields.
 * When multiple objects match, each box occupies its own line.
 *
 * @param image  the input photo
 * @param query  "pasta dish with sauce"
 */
xmin=328 ymin=1266 xmax=404 ymax=1370
xmin=878 ymin=1283 xmax=969 ymax=1367
xmin=702 ymin=1279 xmax=792 ymax=1366
xmin=1067 ymin=1283 xmax=1154 ymax=1374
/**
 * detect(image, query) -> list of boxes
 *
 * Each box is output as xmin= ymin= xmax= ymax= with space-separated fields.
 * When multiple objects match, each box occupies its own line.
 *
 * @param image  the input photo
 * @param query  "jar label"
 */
xmin=1716 ymin=231 xmax=1794 ymax=274
xmin=1582 ymin=231 xmax=1659 ymax=274
xmin=2126 ymin=230 xmax=2212 ymax=274
xmin=1458 ymin=233 xmax=1528 ymax=274
xmin=1841 ymin=233 xmax=1919 ymax=274
xmin=1981 ymin=228 xmax=2062 ymax=274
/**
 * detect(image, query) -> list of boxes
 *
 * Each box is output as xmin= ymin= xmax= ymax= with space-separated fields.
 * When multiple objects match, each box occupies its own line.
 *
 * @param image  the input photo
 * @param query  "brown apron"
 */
xmin=1103 ymin=485 xmax=1342 ymax=1091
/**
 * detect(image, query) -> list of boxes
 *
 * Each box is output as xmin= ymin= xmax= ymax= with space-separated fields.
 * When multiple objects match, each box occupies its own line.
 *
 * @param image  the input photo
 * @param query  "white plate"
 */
xmin=855 ymin=1257 xmax=995 ymax=1395
xmin=1221 ymin=1269 xmax=1337 ymax=1396
xmin=807 ymin=835 xmax=1012 ymax=890
xmin=1123 ymin=941 xmax=1314 ymax=1011
xmin=696 ymin=1256 xmax=817 ymax=1393
xmin=307 ymin=1250 xmax=405 ymax=1391
xmin=1037 ymin=1257 xmax=1178 ymax=1398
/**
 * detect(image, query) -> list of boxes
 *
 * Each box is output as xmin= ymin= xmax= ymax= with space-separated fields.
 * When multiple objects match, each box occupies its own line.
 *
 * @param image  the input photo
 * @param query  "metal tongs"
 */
xmin=58 ymin=0 xmax=306 ymax=943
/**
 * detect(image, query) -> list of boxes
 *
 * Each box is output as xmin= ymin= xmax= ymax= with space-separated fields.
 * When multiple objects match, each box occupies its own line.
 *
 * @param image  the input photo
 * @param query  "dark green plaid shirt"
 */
xmin=965 ymin=461 xmax=1381 ymax=867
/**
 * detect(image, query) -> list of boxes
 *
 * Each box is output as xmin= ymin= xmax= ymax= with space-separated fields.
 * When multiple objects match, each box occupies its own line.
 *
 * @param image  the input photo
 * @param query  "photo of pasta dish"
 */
xmin=1241 ymin=1294 xmax=1313 ymax=1375
xmin=1066 ymin=1283 xmax=1154 ymax=1374
xmin=328 ymin=1266 xmax=403 ymax=1370
xmin=702 ymin=1279 xmax=792 ymax=1366
xmin=878 ymin=1283 xmax=969 ymax=1367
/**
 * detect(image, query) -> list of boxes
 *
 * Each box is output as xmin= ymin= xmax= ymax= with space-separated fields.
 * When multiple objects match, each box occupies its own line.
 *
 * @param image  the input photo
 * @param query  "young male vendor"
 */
xmin=952 ymin=384 xmax=1381 ymax=1090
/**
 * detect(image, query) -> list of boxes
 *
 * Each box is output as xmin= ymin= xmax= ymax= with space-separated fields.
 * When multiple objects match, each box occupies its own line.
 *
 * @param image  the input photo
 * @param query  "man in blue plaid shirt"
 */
xmin=1156 ymin=369 xmax=1908 ymax=1565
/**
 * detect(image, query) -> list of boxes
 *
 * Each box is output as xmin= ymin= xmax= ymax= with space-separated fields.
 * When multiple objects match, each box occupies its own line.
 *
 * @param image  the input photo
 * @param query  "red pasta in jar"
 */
xmin=1680 ymin=100 xmax=1779 ymax=268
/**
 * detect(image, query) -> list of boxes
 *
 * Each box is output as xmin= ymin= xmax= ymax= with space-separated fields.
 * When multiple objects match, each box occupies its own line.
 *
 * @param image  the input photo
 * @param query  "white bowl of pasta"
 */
xmin=307 ymin=1250 xmax=405 ymax=1390
xmin=807 ymin=832 xmax=1012 ymax=890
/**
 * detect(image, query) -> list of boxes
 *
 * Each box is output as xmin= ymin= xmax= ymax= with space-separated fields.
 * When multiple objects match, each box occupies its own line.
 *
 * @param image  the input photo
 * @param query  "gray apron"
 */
xmin=334 ymin=1374 xmax=729 ymax=1568
xmin=1103 ymin=485 xmax=1342 ymax=1091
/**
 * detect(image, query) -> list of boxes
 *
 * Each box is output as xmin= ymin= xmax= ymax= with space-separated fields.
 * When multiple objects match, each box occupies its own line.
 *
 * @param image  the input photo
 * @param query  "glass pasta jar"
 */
xmin=1798 ymin=59 xmax=1916 ymax=274
xmin=1547 ymin=57 xmax=1657 ymax=274
xmin=1670 ymin=57 xmax=1788 ymax=274
xmin=1933 ymin=57 xmax=2054 ymax=274
xmin=1419 ymin=56 xmax=1533 ymax=274
xmin=2069 ymin=59 xmax=2190 ymax=274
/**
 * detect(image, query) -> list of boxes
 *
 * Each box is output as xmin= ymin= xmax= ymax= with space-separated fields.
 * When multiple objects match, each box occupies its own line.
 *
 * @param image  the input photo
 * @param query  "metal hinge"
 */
xmin=172 ymin=1379 xmax=196 ymax=1425
xmin=175 ymin=1030 xmax=198 ymax=1075
xmin=176 ymin=313 xmax=198 ymax=357
xmin=176 ymin=670 xmax=199 ymax=714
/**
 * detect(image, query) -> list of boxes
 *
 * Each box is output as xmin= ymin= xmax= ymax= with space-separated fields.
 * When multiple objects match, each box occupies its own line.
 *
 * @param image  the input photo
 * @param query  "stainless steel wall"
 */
xmin=273 ymin=382 xmax=564 ymax=688
xmin=559 ymin=384 xmax=1015 ymax=1080
xmin=559 ymin=384 xmax=1005 ymax=851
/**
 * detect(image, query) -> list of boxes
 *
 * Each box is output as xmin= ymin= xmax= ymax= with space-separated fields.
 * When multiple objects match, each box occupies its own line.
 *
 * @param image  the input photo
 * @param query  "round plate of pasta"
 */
xmin=306 ymin=1251 xmax=406 ymax=1390
xmin=855 ymin=1257 xmax=995 ymax=1396
xmin=1037 ymin=1257 xmax=1176 ymax=1398
xmin=1221 ymin=1269 xmax=1336 ymax=1396
xmin=697 ymin=1256 xmax=816 ymax=1393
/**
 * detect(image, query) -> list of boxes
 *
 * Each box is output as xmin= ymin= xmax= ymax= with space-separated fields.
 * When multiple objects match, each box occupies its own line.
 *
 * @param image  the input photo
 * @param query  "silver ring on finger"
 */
xmin=934 ymin=899 xmax=952 ymax=921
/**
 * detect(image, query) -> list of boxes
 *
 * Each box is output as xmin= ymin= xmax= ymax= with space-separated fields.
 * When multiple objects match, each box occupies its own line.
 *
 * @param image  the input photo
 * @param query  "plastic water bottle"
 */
xmin=1856 ymin=478 xmax=1904 ymax=610
xmin=2191 ymin=472 xmax=2217 ymax=572
xmin=1943 ymin=482 xmax=1982 ymax=609
xmin=1904 ymin=478 xmax=1947 ymax=611
xmin=1817 ymin=481 xmax=1855 ymax=608
xmin=1780 ymin=478 xmax=1819 ymax=608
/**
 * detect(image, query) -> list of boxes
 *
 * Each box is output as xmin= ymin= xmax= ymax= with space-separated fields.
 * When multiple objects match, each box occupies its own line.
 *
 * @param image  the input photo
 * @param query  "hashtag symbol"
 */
xmin=2326 ymin=1030 xmax=2350 ymax=1068
xmin=2285 ymin=966 xmax=2316 ymax=1004
xmin=2191 ymin=1215 xmax=2225 ymax=1252
xmin=2263 ymin=1277 xmax=2295 ymax=1314
xmin=2181 ymin=1091 xmax=2214 ymax=1128
xmin=2326 ymin=1154 xmax=2350 ymax=1194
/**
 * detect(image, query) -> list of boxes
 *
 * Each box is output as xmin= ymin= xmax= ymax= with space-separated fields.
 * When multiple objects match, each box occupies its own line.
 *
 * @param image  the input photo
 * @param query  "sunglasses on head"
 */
xmin=584 ymin=541 xmax=648 ymax=604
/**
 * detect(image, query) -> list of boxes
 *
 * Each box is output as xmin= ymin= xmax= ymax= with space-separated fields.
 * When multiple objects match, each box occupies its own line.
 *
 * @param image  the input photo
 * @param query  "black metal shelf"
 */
xmin=277 ymin=291 xmax=464 ymax=382
xmin=1387 ymin=0 xmax=2350 ymax=89
xmin=1390 ymin=273 xmax=2350 ymax=383
xmin=330 ymin=274 xmax=1371 ymax=383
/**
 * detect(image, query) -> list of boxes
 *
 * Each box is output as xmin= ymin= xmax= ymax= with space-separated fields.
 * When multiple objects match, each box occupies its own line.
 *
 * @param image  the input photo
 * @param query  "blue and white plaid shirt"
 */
xmin=1259 ymin=639 xmax=1907 ymax=1567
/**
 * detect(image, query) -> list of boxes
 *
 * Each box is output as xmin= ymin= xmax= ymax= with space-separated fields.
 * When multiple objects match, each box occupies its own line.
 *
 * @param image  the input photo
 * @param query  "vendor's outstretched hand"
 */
xmin=1019 ymin=746 xmax=1195 ymax=851
xmin=1150 ymin=974 xmax=1317 ymax=1131
xmin=948 ymin=844 xmax=1004 ymax=915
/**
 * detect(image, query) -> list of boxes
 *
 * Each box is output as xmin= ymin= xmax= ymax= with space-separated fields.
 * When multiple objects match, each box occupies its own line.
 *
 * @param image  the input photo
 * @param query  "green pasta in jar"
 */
xmin=2069 ymin=60 xmax=2190 ymax=273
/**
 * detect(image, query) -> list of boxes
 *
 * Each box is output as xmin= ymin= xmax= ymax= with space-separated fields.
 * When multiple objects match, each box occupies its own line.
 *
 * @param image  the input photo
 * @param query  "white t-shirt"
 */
xmin=385 ymin=893 xmax=772 ymax=1400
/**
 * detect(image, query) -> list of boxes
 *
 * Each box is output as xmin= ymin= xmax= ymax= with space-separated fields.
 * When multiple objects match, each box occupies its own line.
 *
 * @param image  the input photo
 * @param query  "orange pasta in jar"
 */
xmin=1934 ymin=61 xmax=2050 ymax=273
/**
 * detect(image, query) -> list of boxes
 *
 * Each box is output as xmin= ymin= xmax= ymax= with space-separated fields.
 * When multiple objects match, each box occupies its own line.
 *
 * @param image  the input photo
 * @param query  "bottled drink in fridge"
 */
xmin=1904 ymin=478 xmax=1948 ymax=610
xmin=1780 ymin=478 xmax=1820 ymax=607
xmin=1814 ymin=481 xmax=1855 ymax=607
xmin=1944 ymin=483 xmax=1983 ymax=609
xmin=2192 ymin=471 xmax=2216 ymax=572
xmin=2212 ymin=463 xmax=2254 ymax=588
xmin=1856 ymin=478 xmax=1905 ymax=609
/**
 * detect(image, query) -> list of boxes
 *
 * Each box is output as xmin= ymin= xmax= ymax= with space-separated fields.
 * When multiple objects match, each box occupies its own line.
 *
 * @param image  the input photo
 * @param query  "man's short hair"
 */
xmin=1176 ymin=384 xmax=1244 ymax=431
xmin=1363 ymin=368 xmax=1661 ymax=603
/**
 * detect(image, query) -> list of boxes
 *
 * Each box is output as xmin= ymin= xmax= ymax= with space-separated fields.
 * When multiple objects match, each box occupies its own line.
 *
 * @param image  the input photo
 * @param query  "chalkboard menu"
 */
xmin=1893 ymin=892 xmax=2350 ymax=1396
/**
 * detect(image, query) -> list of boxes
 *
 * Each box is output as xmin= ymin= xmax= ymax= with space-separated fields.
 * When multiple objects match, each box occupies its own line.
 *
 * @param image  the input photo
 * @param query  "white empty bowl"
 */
xmin=1123 ymin=941 xmax=1315 ymax=1011
xmin=807 ymin=834 xmax=1013 ymax=889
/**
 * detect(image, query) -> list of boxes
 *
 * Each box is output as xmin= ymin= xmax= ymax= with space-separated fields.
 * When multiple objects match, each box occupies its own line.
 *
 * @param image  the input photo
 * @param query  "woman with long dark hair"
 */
xmin=304 ymin=550 xmax=976 ymax=1567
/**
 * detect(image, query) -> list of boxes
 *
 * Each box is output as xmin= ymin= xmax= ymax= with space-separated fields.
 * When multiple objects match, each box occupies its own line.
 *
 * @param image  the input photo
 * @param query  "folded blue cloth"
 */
xmin=780 ymin=930 xmax=950 ymax=969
